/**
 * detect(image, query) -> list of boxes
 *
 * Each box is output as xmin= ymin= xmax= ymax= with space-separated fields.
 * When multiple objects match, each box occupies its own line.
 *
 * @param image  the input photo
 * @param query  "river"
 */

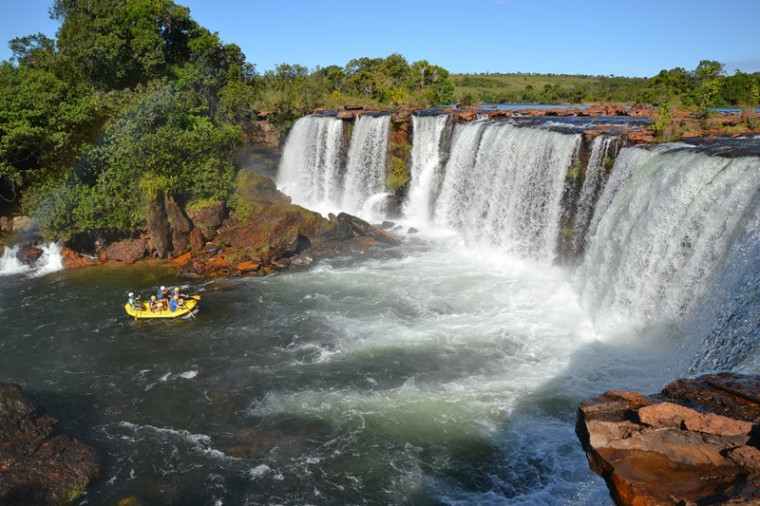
xmin=1 ymin=117 xmax=759 ymax=505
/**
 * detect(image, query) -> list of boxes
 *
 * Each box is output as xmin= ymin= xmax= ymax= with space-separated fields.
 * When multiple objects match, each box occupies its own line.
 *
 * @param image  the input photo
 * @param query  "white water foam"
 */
xmin=0 ymin=242 xmax=64 ymax=277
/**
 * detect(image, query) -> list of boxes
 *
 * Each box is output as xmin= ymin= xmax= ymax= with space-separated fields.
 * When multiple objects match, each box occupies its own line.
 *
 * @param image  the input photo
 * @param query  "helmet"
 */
xmin=128 ymin=292 xmax=134 ymax=297
xmin=160 ymin=285 xmax=166 ymax=290
xmin=151 ymin=295 xmax=157 ymax=300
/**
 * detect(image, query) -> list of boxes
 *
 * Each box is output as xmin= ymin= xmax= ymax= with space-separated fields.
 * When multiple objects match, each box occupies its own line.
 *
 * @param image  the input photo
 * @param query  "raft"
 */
xmin=124 ymin=297 xmax=199 ymax=319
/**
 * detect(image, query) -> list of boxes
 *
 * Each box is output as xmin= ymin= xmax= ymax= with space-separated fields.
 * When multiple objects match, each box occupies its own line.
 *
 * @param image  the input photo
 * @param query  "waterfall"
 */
xmin=584 ymin=145 xmax=663 ymax=243
xmin=404 ymin=114 xmax=451 ymax=223
xmin=276 ymin=116 xmax=344 ymax=210
xmin=341 ymin=115 xmax=391 ymax=214
xmin=569 ymin=135 xmax=621 ymax=254
xmin=433 ymin=122 xmax=580 ymax=261
xmin=575 ymin=145 xmax=760 ymax=335
xmin=277 ymin=114 xmax=390 ymax=217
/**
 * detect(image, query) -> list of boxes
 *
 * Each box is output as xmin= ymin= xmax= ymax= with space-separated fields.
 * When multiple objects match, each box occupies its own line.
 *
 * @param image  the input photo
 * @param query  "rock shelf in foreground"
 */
xmin=576 ymin=372 xmax=760 ymax=505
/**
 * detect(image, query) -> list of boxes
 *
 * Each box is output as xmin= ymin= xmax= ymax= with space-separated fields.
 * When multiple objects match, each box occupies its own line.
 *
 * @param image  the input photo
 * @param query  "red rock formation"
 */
xmin=577 ymin=373 xmax=760 ymax=505
xmin=60 ymin=247 xmax=98 ymax=269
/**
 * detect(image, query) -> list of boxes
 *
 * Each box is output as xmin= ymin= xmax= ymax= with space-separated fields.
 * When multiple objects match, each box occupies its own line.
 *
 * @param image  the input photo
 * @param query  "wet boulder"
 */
xmin=15 ymin=243 xmax=43 ymax=265
xmin=577 ymin=372 xmax=760 ymax=505
xmin=0 ymin=383 xmax=99 ymax=505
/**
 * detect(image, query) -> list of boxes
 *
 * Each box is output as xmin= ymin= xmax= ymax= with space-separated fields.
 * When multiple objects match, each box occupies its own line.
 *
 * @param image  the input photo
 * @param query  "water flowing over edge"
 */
xmin=277 ymin=114 xmax=760 ymax=350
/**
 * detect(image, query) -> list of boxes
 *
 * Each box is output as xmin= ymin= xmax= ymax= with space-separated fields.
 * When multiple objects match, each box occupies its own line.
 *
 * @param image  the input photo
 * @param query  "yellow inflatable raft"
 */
xmin=124 ymin=297 xmax=199 ymax=319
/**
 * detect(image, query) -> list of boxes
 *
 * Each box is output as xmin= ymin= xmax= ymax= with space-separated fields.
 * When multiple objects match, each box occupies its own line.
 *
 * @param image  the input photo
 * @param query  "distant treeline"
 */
xmin=453 ymin=64 xmax=760 ymax=110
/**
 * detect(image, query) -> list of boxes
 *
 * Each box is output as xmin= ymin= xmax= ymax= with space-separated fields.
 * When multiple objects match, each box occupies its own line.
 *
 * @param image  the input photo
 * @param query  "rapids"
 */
xmin=1 ymin=115 xmax=759 ymax=505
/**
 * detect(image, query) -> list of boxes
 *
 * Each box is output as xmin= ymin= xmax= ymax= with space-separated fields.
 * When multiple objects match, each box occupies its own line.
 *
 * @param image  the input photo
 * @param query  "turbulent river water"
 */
xmin=2 ymin=117 xmax=760 ymax=505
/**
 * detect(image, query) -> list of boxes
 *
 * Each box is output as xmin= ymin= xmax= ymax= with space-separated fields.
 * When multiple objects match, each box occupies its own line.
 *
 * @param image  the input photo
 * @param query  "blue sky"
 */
xmin=2 ymin=0 xmax=759 ymax=77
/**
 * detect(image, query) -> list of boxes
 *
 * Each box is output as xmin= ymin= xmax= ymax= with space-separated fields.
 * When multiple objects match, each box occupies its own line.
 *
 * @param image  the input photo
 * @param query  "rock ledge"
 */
xmin=577 ymin=372 xmax=760 ymax=505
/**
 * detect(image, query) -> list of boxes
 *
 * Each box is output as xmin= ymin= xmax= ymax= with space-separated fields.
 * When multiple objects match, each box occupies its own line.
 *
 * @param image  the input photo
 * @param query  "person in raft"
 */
xmin=128 ymin=292 xmax=142 ymax=311
xmin=169 ymin=294 xmax=186 ymax=312
xmin=155 ymin=285 xmax=170 ymax=310
xmin=149 ymin=295 xmax=165 ymax=313
xmin=170 ymin=286 xmax=189 ymax=299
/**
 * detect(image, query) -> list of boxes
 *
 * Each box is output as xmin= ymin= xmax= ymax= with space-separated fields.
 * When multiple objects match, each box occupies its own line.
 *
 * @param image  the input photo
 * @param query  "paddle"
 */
xmin=190 ymin=295 xmax=202 ymax=300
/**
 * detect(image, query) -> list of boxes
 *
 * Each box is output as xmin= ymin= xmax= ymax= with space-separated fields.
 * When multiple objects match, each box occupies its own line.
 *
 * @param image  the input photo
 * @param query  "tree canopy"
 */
xmin=0 ymin=0 xmax=256 ymax=241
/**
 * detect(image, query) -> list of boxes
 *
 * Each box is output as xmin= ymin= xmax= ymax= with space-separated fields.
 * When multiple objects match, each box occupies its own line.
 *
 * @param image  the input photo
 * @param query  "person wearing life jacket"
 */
xmin=170 ymin=286 xmax=188 ymax=299
xmin=149 ymin=295 xmax=163 ymax=313
xmin=155 ymin=285 xmax=170 ymax=310
xmin=128 ymin=292 xmax=142 ymax=311
xmin=169 ymin=294 xmax=186 ymax=312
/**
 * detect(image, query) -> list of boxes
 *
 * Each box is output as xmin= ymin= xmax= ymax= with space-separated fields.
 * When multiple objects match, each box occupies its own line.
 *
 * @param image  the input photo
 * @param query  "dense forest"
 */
xmin=1 ymin=0 xmax=758 ymax=244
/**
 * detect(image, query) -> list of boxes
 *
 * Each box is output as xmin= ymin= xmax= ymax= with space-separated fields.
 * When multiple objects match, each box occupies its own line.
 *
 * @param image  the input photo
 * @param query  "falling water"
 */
xmin=569 ymin=135 xmax=621 ymax=254
xmin=276 ymin=116 xmax=344 ymax=210
xmin=575 ymin=145 xmax=760 ymax=335
xmin=277 ymin=114 xmax=391 ymax=217
xmin=433 ymin=122 xmax=580 ymax=261
xmin=341 ymin=115 xmax=391 ymax=214
xmin=404 ymin=114 xmax=451 ymax=223
xmin=3 ymin=115 xmax=760 ymax=505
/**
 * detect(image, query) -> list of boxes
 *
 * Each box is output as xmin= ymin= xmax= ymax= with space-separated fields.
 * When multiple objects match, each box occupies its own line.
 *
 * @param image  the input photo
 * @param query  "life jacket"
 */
xmin=169 ymin=298 xmax=179 ymax=312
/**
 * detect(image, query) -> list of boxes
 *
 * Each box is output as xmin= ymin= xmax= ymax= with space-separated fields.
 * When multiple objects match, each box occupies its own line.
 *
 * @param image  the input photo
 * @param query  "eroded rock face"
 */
xmin=577 ymin=373 xmax=760 ymax=505
xmin=0 ymin=383 xmax=99 ymax=505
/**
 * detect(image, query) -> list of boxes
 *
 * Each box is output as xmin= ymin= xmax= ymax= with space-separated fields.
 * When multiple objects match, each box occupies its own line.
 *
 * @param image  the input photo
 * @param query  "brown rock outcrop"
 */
xmin=577 ymin=373 xmax=760 ymax=505
xmin=147 ymin=194 xmax=171 ymax=258
xmin=246 ymin=120 xmax=280 ymax=148
xmin=165 ymin=197 xmax=191 ymax=255
xmin=102 ymin=238 xmax=148 ymax=264
xmin=0 ymin=383 xmax=99 ymax=505
xmin=176 ymin=172 xmax=400 ymax=277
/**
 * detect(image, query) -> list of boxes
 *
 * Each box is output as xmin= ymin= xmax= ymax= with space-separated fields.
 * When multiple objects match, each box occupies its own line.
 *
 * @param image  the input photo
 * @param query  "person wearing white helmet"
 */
xmin=128 ymin=292 xmax=142 ymax=311
xmin=155 ymin=285 xmax=171 ymax=311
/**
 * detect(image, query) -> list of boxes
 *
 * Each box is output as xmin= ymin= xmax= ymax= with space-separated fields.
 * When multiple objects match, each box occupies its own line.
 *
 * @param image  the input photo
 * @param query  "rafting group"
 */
xmin=125 ymin=285 xmax=200 ymax=319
